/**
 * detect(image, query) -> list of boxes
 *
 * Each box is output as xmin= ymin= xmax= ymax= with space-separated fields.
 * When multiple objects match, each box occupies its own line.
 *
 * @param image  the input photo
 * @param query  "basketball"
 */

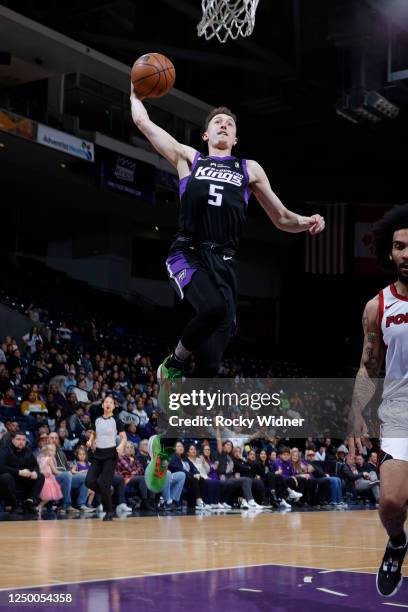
xmin=131 ymin=53 xmax=176 ymax=99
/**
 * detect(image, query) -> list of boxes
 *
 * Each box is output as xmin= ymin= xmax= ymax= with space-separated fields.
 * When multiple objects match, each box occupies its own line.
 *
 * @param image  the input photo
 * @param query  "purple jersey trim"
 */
xmin=179 ymin=151 xmax=201 ymax=200
xmin=166 ymin=250 xmax=198 ymax=299
xmin=241 ymin=158 xmax=251 ymax=207
xmin=208 ymin=155 xmax=236 ymax=161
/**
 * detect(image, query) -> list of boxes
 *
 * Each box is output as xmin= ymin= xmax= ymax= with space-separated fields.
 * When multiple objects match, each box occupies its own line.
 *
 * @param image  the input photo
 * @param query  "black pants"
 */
xmin=182 ymin=270 xmax=234 ymax=377
xmin=0 ymin=472 xmax=45 ymax=508
xmin=223 ymin=476 xmax=254 ymax=503
xmin=93 ymin=475 xmax=126 ymax=508
xmin=263 ymin=473 xmax=288 ymax=500
xmin=85 ymin=448 xmax=117 ymax=513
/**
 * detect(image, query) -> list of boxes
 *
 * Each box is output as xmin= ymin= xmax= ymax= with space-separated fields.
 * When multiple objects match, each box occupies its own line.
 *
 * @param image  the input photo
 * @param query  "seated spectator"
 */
xmin=116 ymin=441 xmax=154 ymax=510
xmin=26 ymin=359 xmax=49 ymax=386
xmin=141 ymin=411 xmax=158 ymax=439
xmin=247 ymin=449 xmax=282 ymax=507
xmin=56 ymin=424 xmax=79 ymax=453
xmin=273 ymin=446 xmax=303 ymax=505
xmin=57 ymin=322 xmax=72 ymax=341
xmin=22 ymin=327 xmax=43 ymax=354
xmin=0 ymin=430 xmax=45 ymax=514
xmin=169 ymin=442 xmax=207 ymax=509
xmin=187 ymin=444 xmax=225 ymax=508
xmin=134 ymin=399 xmax=149 ymax=429
xmin=353 ymin=454 xmax=380 ymax=504
xmin=216 ymin=435 xmax=262 ymax=509
xmin=33 ymin=432 xmax=49 ymax=458
xmin=64 ymin=372 xmax=77 ymax=393
xmin=48 ymin=431 xmax=91 ymax=514
xmin=125 ymin=422 xmax=141 ymax=446
xmin=232 ymin=446 xmax=266 ymax=505
xmin=7 ymin=349 xmax=22 ymax=373
xmin=21 ymin=391 xmax=48 ymax=418
xmin=0 ymin=420 xmax=19 ymax=449
xmin=70 ymin=446 xmax=94 ymax=510
xmin=304 ymin=448 xmax=346 ymax=506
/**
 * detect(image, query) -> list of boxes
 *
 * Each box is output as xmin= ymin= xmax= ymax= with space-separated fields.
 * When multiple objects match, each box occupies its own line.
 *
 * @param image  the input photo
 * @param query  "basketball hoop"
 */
xmin=197 ymin=0 xmax=260 ymax=44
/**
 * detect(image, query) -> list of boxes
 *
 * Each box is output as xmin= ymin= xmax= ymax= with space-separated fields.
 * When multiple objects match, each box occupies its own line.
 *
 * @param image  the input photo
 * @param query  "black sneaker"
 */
xmin=102 ymin=511 xmax=114 ymax=522
xmin=23 ymin=500 xmax=38 ymax=515
xmin=376 ymin=533 xmax=408 ymax=597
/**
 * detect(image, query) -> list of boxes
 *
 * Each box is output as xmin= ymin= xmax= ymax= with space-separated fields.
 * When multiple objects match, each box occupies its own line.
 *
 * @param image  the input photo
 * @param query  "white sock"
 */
xmin=174 ymin=341 xmax=191 ymax=361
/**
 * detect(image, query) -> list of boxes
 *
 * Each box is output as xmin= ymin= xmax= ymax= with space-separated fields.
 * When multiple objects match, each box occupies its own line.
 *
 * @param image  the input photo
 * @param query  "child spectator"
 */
xmin=71 ymin=446 xmax=95 ymax=509
xmin=37 ymin=444 xmax=63 ymax=514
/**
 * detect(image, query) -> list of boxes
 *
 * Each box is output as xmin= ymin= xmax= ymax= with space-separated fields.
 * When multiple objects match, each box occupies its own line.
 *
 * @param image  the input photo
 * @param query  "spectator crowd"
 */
xmin=0 ymin=313 xmax=381 ymax=519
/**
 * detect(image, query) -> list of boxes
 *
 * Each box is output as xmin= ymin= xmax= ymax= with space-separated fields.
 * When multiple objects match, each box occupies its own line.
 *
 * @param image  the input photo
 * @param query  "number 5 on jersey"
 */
xmin=208 ymin=184 xmax=224 ymax=207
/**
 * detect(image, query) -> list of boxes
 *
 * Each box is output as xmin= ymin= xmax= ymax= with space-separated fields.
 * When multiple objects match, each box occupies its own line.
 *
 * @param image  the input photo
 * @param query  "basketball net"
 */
xmin=197 ymin=0 xmax=260 ymax=43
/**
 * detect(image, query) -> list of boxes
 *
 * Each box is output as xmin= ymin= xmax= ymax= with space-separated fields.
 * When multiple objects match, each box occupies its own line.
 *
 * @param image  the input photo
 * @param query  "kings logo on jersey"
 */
xmin=194 ymin=165 xmax=244 ymax=187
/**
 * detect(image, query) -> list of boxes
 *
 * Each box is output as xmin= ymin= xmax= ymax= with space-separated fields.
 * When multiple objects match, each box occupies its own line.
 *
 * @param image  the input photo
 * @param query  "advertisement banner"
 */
xmin=99 ymin=147 xmax=156 ymax=204
xmin=0 ymin=108 xmax=36 ymax=141
xmin=37 ymin=124 xmax=94 ymax=162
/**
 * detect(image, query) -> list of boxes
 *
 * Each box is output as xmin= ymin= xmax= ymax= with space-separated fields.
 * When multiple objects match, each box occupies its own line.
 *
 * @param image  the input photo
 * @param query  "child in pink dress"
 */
xmin=37 ymin=444 xmax=63 ymax=514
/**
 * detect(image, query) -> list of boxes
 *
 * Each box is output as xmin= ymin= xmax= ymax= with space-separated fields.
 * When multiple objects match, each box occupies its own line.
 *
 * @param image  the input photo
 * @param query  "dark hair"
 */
xmin=12 ymin=430 xmax=26 ymax=438
xmin=204 ymin=106 xmax=237 ymax=131
xmin=279 ymin=446 xmax=291 ymax=455
xmin=373 ymin=204 xmax=408 ymax=269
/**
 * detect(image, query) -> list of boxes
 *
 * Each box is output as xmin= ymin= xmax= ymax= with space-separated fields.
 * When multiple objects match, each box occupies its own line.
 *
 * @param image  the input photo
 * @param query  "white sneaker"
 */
xmin=222 ymin=502 xmax=231 ymax=509
xmin=287 ymin=488 xmax=303 ymax=501
xmin=116 ymin=503 xmax=132 ymax=516
xmin=79 ymin=505 xmax=95 ymax=513
xmin=96 ymin=504 xmax=103 ymax=513
xmin=240 ymin=499 xmax=249 ymax=509
xmin=248 ymin=500 xmax=263 ymax=509
xmin=279 ymin=499 xmax=292 ymax=509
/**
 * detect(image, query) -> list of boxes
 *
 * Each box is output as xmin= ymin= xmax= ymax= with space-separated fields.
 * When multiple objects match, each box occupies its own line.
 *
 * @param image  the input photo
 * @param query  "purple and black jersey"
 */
xmin=176 ymin=152 xmax=250 ymax=250
xmin=166 ymin=152 xmax=250 ymax=319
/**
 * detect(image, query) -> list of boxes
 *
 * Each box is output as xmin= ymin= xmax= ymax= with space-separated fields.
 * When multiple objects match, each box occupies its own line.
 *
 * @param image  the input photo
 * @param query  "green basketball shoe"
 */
xmin=144 ymin=435 xmax=173 ymax=493
xmin=157 ymin=354 xmax=183 ymax=412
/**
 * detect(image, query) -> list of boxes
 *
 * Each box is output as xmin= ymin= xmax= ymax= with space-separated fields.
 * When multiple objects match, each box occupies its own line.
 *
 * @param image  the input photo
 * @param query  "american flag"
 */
xmin=304 ymin=203 xmax=347 ymax=274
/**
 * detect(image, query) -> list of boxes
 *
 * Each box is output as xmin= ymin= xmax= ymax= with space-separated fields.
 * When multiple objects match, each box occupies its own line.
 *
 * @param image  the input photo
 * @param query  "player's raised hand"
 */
xmin=307 ymin=214 xmax=325 ymax=235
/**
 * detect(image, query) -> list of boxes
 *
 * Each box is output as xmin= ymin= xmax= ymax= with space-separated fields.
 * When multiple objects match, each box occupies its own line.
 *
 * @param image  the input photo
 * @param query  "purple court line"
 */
xmin=0 ymin=564 xmax=406 ymax=612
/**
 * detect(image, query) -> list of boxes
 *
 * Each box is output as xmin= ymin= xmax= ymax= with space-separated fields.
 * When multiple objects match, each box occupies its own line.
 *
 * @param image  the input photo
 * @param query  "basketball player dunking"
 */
xmin=130 ymin=89 xmax=325 ymax=390
xmin=349 ymin=204 xmax=408 ymax=597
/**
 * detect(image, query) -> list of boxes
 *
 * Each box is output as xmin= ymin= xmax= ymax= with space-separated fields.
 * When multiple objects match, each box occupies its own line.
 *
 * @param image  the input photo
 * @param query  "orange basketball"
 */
xmin=131 ymin=53 xmax=176 ymax=99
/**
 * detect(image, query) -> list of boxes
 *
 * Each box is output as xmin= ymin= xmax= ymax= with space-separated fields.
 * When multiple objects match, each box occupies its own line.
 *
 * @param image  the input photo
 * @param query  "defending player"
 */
xmin=130 ymin=90 xmax=325 ymax=388
xmin=348 ymin=204 xmax=408 ymax=597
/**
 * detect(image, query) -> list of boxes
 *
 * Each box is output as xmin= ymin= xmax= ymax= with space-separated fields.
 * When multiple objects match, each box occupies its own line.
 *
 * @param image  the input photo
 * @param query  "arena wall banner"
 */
xmin=37 ymin=123 xmax=95 ymax=162
xmin=98 ymin=147 xmax=156 ymax=204
xmin=0 ymin=108 xmax=37 ymax=141
xmin=353 ymin=204 xmax=389 ymax=274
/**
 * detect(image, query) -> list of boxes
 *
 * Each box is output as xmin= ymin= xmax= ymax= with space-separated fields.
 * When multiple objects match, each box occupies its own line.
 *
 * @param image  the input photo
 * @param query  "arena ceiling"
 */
xmin=2 ymin=0 xmax=408 ymax=201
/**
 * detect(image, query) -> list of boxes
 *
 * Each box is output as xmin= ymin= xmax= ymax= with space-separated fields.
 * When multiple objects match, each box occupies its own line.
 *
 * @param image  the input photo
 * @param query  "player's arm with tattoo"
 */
xmin=348 ymin=296 xmax=385 ymax=459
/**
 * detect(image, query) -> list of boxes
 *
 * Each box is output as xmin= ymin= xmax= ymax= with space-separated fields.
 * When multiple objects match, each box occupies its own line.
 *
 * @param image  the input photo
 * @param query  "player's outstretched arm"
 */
xmin=347 ymin=296 xmax=385 ymax=460
xmin=130 ymin=87 xmax=196 ymax=169
xmin=247 ymin=160 xmax=325 ymax=234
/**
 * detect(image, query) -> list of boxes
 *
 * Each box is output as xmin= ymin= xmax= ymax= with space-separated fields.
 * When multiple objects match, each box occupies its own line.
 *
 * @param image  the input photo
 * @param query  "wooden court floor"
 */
xmin=0 ymin=509 xmax=405 ymax=591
